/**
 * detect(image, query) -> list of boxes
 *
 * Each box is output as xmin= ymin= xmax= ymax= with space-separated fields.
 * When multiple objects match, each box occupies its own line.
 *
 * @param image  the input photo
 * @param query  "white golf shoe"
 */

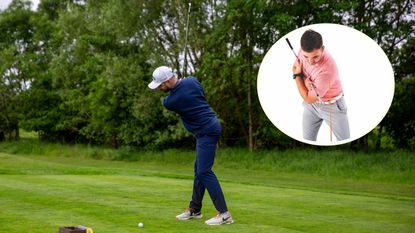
xmin=176 ymin=208 xmax=202 ymax=220
xmin=205 ymin=211 xmax=234 ymax=225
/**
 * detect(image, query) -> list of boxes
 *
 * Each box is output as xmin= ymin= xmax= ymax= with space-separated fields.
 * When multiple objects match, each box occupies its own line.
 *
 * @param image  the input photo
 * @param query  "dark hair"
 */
xmin=300 ymin=29 xmax=323 ymax=52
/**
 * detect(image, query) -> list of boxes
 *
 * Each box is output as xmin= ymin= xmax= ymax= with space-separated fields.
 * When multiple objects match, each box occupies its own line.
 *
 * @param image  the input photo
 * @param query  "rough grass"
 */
xmin=1 ymin=139 xmax=414 ymax=183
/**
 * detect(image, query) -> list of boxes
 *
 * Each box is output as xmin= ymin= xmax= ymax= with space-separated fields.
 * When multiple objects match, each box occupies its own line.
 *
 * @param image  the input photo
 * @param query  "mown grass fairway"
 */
xmin=0 ymin=142 xmax=414 ymax=232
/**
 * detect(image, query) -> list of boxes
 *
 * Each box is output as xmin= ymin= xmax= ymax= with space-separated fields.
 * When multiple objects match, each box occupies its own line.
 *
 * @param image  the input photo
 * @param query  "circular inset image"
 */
xmin=257 ymin=23 xmax=394 ymax=146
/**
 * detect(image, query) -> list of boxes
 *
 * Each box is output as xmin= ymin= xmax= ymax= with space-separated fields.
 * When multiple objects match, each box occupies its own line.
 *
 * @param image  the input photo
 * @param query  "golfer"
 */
xmin=292 ymin=29 xmax=350 ymax=141
xmin=148 ymin=66 xmax=233 ymax=225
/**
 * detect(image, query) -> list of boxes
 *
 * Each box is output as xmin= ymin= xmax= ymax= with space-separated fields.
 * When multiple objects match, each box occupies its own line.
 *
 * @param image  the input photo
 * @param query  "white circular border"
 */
xmin=257 ymin=23 xmax=395 ymax=146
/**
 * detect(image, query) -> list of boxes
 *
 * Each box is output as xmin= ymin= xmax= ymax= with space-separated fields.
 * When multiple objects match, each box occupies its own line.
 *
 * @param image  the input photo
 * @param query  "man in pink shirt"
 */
xmin=292 ymin=29 xmax=350 ymax=141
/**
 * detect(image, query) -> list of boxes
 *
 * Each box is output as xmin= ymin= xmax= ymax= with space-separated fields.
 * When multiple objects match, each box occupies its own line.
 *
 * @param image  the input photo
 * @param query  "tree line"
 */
xmin=0 ymin=0 xmax=414 ymax=150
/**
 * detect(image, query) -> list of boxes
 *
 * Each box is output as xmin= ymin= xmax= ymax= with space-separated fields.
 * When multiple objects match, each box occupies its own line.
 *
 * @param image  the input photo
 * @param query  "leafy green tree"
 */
xmin=1 ymin=0 xmax=413 ymax=151
xmin=383 ymin=76 xmax=415 ymax=149
xmin=0 ymin=0 xmax=37 ymax=140
xmin=19 ymin=0 xmax=70 ymax=140
xmin=32 ymin=0 xmax=192 ymax=148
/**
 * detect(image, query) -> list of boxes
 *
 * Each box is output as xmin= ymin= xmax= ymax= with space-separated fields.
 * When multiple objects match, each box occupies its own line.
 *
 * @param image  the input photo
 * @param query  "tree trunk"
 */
xmin=111 ymin=132 xmax=118 ymax=149
xmin=15 ymin=126 xmax=19 ymax=140
xmin=375 ymin=124 xmax=383 ymax=150
xmin=351 ymin=134 xmax=368 ymax=152
xmin=248 ymin=78 xmax=253 ymax=151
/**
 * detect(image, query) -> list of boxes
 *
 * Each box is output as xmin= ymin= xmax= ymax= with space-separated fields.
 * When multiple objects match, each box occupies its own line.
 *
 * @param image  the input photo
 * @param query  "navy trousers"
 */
xmin=189 ymin=124 xmax=228 ymax=213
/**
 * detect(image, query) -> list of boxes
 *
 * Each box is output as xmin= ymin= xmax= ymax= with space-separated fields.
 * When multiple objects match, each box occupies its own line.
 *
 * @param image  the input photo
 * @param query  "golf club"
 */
xmin=181 ymin=3 xmax=191 ymax=77
xmin=285 ymin=38 xmax=299 ymax=60
xmin=285 ymin=37 xmax=319 ymax=99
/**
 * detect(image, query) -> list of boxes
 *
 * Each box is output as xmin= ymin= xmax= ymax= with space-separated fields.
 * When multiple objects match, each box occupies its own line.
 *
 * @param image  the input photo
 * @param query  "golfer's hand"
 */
xmin=292 ymin=59 xmax=302 ymax=74
xmin=304 ymin=78 xmax=313 ymax=91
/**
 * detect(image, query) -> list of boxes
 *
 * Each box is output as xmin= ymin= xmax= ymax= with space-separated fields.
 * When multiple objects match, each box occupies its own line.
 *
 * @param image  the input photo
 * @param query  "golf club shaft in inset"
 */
xmin=285 ymin=38 xmax=299 ymax=60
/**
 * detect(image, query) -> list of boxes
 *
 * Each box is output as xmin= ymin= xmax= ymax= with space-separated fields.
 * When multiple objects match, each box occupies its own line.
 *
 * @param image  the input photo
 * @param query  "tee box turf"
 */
xmin=59 ymin=226 xmax=93 ymax=233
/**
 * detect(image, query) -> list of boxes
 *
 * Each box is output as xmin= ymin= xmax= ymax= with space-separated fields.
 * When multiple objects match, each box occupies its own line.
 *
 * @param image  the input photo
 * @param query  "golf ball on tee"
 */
xmin=138 ymin=222 xmax=143 ymax=228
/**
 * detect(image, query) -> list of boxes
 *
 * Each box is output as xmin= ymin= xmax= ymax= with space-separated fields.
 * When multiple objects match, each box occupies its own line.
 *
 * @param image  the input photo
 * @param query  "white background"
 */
xmin=257 ymin=23 xmax=395 ymax=146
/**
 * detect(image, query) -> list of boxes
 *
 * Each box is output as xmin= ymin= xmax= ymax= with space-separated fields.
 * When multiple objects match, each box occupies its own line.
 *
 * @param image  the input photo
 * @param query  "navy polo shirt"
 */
xmin=163 ymin=77 xmax=218 ymax=136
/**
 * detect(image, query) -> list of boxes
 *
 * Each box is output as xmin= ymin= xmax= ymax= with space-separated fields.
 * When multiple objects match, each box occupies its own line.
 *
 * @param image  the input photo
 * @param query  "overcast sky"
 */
xmin=0 ymin=0 xmax=40 ymax=11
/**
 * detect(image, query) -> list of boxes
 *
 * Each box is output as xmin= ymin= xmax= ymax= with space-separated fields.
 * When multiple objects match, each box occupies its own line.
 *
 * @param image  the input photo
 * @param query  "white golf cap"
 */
xmin=148 ymin=66 xmax=175 ymax=89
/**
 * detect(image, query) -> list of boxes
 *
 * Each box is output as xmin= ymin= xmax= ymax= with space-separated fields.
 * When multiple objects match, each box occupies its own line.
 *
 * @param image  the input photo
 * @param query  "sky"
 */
xmin=0 ymin=0 xmax=40 ymax=11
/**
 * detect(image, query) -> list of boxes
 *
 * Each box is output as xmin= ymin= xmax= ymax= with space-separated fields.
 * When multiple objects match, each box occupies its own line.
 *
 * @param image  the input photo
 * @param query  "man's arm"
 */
xmin=292 ymin=59 xmax=317 ymax=103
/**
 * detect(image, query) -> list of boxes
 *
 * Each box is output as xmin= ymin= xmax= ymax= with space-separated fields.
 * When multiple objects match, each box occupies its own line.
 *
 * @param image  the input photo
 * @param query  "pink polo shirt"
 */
xmin=299 ymin=49 xmax=343 ymax=102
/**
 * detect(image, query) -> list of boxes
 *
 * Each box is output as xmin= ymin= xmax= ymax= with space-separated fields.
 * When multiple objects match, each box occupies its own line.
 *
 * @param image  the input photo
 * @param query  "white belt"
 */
xmin=320 ymin=93 xmax=343 ymax=105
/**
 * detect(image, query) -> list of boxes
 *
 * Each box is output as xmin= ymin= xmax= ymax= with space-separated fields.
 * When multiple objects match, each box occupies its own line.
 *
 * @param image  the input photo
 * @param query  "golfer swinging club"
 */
xmin=292 ymin=29 xmax=350 ymax=141
xmin=148 ymin=66 xmax=233 ymax=225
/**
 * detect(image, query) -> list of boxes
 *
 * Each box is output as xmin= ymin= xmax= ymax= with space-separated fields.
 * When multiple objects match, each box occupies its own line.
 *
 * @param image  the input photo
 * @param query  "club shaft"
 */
xmin=182 ymin=3 xmax=191 ymax=76
xmin=285 ymin=38 xmax=299 ymax=59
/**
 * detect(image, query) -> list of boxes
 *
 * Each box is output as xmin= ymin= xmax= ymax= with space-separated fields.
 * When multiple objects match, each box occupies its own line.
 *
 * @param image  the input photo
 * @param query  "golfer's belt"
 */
xmin=320 ymin=93 xmax=343 ymax=105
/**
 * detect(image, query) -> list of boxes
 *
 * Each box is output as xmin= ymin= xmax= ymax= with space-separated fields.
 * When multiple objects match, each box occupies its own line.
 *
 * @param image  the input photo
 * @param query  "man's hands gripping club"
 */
xmin=292 ymin=58 xmax=318 ymax=103
xmin=292 ymin=58 xmax=302 ymax=75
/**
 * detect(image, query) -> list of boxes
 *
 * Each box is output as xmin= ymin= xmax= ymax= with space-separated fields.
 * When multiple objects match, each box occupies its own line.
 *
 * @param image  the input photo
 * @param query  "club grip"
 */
xmin=285 ymin=38 xmax=293 ymax=50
